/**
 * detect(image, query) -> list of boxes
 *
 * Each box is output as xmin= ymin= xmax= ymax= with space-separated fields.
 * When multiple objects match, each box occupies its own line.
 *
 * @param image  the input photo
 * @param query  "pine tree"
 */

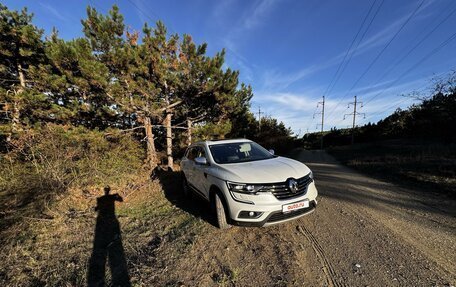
xmin=0 ymin=4 xmax=45 ymax=141
xmin=79 ymin=6 xmax=256 ymax=170
xmin=81 ymin=5 xmax=162 ymax=170
xmin=32 ymin=33 xmax=113 ymax=128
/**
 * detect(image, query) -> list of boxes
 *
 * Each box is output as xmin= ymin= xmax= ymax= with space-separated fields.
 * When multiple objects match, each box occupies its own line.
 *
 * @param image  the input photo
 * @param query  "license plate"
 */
xmin=282 ymin=200 xmax=309 ymax=213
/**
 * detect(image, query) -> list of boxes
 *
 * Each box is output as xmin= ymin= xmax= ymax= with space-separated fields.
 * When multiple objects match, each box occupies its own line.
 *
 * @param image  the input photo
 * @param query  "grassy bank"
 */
xmin=0 ymin=170 xmax=209 ymax=286
xmin=0 ymin=125 xmax=210 ymax=286
xmin=328 ymin=140 xmax=456 ymax=198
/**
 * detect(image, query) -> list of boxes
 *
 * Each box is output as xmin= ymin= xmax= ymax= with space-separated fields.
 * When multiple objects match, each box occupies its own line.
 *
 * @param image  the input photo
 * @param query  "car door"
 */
xmin=192 ymin=145 xmax=210 ymax=199
xmin=182 ymin=146 xmax=196 ymax=186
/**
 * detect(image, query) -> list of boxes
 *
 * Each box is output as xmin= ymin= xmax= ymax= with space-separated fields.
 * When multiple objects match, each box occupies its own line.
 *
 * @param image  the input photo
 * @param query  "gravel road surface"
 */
xmin=167 ymin=150 xmax=456 ymax=286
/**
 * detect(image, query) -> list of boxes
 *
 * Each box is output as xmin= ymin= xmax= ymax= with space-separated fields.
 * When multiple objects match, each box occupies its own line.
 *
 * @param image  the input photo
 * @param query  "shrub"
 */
xmin=0 ymin=124 xmax=144 ymax=229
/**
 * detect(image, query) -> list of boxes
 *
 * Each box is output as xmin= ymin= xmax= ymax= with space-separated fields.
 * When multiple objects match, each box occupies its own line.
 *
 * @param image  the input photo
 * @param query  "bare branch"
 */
xmin=189 ymin=113 xmax=207 ymax=123
xmin=153 ymin=124 xmax=188 ymax=130
xmin=158 ymin=100 xmax=183 ymax=112
xmin=104 ymin=126 xmax=145 ymax=136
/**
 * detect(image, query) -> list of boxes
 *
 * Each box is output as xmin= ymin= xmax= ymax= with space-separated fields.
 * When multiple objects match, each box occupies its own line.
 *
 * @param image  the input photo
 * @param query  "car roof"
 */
xmin=195 ymin=138 xmax=253 ymax=146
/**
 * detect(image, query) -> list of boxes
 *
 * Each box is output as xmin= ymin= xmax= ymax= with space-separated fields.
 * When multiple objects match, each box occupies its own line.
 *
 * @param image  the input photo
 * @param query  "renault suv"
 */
xmin=180 ymin=139 xmax=318 ymax=228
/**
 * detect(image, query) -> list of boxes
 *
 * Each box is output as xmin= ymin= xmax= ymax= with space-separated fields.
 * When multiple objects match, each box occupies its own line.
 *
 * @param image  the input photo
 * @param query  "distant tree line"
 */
xmin=302 ymin=72 xmax=456 ymax=149
xmin=0 ymin=4 xmax=293 ymax=171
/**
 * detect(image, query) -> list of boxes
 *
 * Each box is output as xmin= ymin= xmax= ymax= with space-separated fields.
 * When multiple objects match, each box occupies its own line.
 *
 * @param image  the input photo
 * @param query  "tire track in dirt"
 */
xmin=157 ymin=149 xmax=455 ymax=286
xmin=344 ymin=183 xmax=456 ymax=278
xmin=294 ymin=149 xmax=456 ymax=286
xmin=296 ymin=225 xmax=347 ymax=287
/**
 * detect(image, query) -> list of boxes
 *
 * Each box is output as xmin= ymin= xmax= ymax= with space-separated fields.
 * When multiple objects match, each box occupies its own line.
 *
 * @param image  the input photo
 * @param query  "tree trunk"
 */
xmin=8 ymin=62 xmax=26 ymax=142
xmin=165 ymin=111 xmax=174 ymax=171
xmin=143 ymin=116 xmax=157 ymax=170
xmin=11 ymin=99 xmax=20 ymax=134
xmin=17 ymin=62 xmax=26 ymax=89
xmin=187 ymin=119 xmax=192 ymax=146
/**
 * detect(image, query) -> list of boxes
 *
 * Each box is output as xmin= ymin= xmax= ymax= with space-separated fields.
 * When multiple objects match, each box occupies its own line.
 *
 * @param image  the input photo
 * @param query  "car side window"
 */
xmin=186 ymin=146 xmax=207 ymax=162
xmin=196 ymin=146 xmax=206 ymax=159
xmin=187 ymin=147 xmax=197 ymax=161
xmin=185 ymin=148 xmax=190 ymax=158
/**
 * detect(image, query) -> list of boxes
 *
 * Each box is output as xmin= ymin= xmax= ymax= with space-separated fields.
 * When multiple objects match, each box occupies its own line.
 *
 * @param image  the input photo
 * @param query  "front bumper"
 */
xmin=223 ymin=181 xmax=319 ymax=227
xmin=232 ymin=200 xmax=317 ymax=227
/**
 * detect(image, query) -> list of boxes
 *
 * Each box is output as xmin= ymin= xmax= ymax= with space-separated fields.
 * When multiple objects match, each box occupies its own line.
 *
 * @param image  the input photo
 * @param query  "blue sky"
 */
xmin=5 ymin=0 xmax=456 ymax=135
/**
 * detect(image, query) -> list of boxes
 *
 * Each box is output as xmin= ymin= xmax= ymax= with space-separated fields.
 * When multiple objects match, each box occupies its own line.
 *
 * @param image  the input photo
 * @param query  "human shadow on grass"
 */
xmin=87 ymin=186 xmax=131 ymax=287
xmin=157 ymin=169 xmax=217 ymax=228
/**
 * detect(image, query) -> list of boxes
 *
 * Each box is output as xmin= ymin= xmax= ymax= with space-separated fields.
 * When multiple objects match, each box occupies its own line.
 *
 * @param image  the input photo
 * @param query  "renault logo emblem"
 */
xmin=287 ymin=178 xmax=299 ymax=193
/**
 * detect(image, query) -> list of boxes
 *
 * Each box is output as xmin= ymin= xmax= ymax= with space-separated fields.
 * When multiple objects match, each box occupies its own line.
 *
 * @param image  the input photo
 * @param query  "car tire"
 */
xmin=181 ymin=174 xmax=191 ymax=198
xmin=214 ymin=192 xmax=231 ymax=229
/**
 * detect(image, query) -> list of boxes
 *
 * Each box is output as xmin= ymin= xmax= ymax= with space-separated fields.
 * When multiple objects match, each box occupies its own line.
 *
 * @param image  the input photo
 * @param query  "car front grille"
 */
xmin=259 ymin=174 xmax=313 ymax=200
xmin=267 ymin=201 xmax=316 ymax=223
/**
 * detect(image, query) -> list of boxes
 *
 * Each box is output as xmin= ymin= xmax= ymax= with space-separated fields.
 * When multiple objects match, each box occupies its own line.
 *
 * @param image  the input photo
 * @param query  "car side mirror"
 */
xmin=195 ymin=156 xmax=208 ymax=165
xmin=269 ymin=149 xmax=275 ymax=155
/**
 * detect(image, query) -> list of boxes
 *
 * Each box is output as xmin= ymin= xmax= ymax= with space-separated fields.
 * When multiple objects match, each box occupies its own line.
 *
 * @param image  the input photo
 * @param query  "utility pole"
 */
xmin=258 ymin=106 xmax=264 ymax=132
xmin=313 ymin=96 xmax=325 ymax=149
xmin=344 ymin=96 xmax=365 ymax=145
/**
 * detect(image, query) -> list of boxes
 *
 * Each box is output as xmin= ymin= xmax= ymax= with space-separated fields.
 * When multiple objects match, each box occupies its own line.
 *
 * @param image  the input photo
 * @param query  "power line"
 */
xmin=313 ymin=96 xmax=325 ymax=149
xmin=364 ymin=30 xmax=456 ymax=106
xmin=330 ymin=105 xmax=351 ymax=127
xmin=341 ymin=3 xmax=456 ymax=122
xmin=304 ymin=105 xmax=319 ymax=134
xmin=346 ymin=4 xmax=456 ymax=125
xmin=346 ymin=0 xmax=425 ymax=94
xmin=354 ymin=1 xmax=425 ymax=90
xmin=125 ymin=0 xmax=178 ymax=35
xmin=329 ymin=69 xmax=452 ymax=130
xmin=326 ymin=0 xmax=424 ymax=125
xmin=324 ymin=0 xmax=386 ymax=123
xmin=371 ymin=2 xmax=456 ymax=90
xmin=343 ymin=96 xmax=365 ymax=144
xmin=299 ymin=0 xmax=384 ymax=134
xmin=321 ymin=0 xmax=378 ymax=100
xmin=362 ymin=69 xmax=454 ymax=123
xmin=257 ymin=106 xmax=264 ymax=132
xmin=363 ymin=97 xmax=411 ymax=124
xmin=325 ymin=0 xmax=385 ymax=98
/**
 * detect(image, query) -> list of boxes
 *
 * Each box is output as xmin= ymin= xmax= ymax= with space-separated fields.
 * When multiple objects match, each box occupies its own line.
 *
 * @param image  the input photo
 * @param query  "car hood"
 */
xmin=210 ymin=156 xmax=311 ymax=183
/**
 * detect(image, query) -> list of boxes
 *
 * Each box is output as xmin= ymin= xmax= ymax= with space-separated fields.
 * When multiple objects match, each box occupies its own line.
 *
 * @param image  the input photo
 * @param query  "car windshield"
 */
xmin=209 ymin=142 xmax=274 ymax=164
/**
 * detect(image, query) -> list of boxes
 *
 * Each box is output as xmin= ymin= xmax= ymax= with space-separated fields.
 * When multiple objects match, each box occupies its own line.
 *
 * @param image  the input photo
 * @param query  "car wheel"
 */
xmin=182 ymin=175 xmax=191 ymax=198
xmin=214 ymin=192 xmax=231 ymax=229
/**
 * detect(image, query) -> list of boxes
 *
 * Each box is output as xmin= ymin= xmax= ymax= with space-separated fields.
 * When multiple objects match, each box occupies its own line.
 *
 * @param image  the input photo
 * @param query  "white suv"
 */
xmin=180 ymin=139 xmax=318 ymax=228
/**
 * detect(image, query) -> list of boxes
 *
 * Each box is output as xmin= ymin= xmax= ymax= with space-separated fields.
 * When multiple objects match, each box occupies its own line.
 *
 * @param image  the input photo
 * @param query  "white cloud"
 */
xmin=243 ymin=0 xmax=278 ymax=30
xmin=212 ymin=0 xmax=280 ymax=83
xmin=250 ymin=73 xmax=440 ymax=134
xmin=212 ymin=0 xmax=237 ymax=20
xmin=39 ymin=2 xmax=67 ymax=22
xmin=261 ymin=59 xmax=339 ymax=90
xmin=221 ymin=38 xmax=255 ymax=82
xmin=258 ymin=19 xmax=404 ymax=91
xmin=258 ymin=2 xmax=436 ymax=92
xmin=258 ymin=92 xmax=321 ymax=112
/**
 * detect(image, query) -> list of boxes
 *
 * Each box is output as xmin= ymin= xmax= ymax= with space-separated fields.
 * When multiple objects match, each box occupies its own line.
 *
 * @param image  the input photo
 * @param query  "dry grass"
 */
xmin=0 ymin=171 xmax=207 ymax=286
xmin=328 ymin=141 xmax=456 ymax=197
xmin=0 ymin=126 xmax=211 ymax=286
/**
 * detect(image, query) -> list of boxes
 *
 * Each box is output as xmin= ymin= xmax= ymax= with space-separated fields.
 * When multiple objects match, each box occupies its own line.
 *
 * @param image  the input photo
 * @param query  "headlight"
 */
xmin=227 ymin=182 xmax=263 ymax=194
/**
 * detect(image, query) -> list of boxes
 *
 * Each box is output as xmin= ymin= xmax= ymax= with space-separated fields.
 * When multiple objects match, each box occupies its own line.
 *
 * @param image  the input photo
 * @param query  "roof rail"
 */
xmin=207 ymin=137 xmax=247 ymax=142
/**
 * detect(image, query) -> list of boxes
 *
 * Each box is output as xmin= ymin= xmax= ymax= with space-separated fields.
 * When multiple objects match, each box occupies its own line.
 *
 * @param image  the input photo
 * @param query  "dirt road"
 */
xmin=163 ymin=150 xmax=456 ymax=286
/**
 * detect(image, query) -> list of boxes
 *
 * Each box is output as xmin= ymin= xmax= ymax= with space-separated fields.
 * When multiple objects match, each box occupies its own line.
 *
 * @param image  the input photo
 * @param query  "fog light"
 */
xmin=239 ymin=211 xmax=263 ymax=219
